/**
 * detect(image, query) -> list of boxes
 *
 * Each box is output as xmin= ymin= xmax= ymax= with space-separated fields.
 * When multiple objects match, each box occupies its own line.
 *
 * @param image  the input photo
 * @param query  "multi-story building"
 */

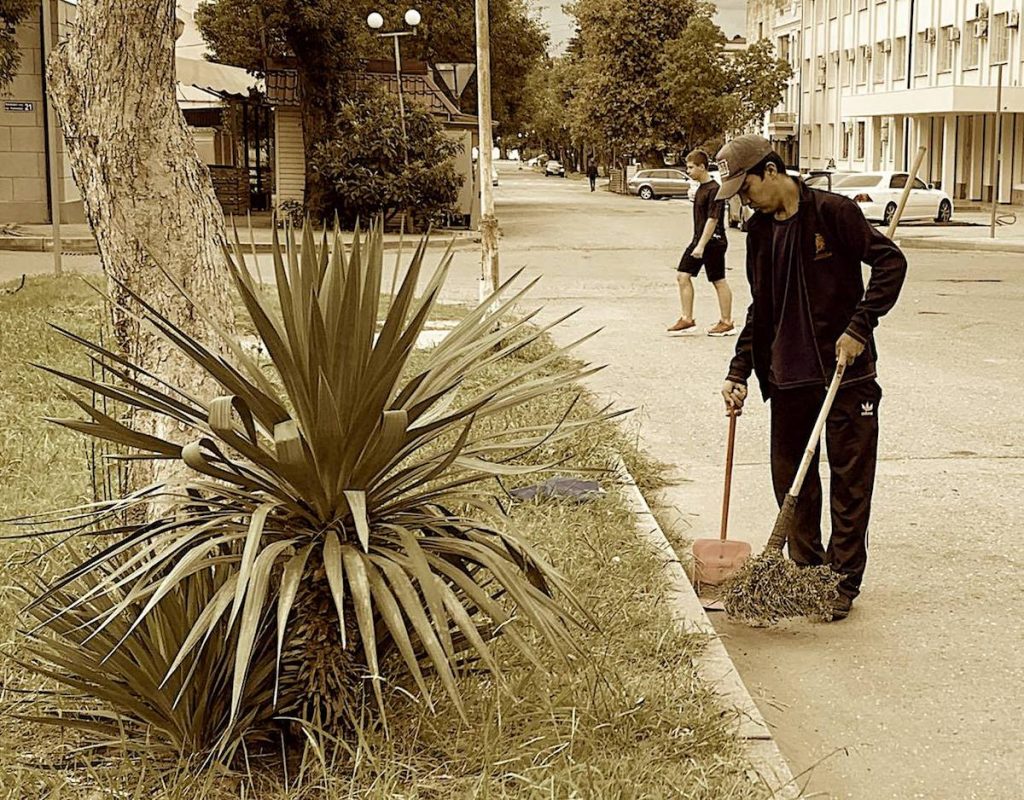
xmin=749 ymin=1 xmax=803 ymax=166
xmin=752 ymin=0 xmax=1024 ymax=205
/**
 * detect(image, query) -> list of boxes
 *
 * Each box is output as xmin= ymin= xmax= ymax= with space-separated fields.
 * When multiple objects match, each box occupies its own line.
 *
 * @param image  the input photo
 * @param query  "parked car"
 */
xmin=804 ymin=170 xmax=855 ymax=191
xmin=627 ymin=168 xmax=690 ymax=200
xmin=829 ymin=171 xmax=954 ymax=223
xmin=545 ymin=159 xmax=566 ymax=177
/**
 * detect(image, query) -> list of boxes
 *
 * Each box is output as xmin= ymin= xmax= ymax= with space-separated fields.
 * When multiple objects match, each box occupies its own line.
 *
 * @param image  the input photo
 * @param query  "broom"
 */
xmin=721 ymin=363 xmax=846 ymax=625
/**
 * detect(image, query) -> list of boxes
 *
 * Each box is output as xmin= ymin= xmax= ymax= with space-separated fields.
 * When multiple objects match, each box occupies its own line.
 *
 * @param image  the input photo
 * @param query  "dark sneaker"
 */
xmin=706 ymin=321 xmax=736 ymax=337
xmin=667 ymin=317 xmax=696 ymax=332
xmin=829 ymin=595 xmax=853 ymax=621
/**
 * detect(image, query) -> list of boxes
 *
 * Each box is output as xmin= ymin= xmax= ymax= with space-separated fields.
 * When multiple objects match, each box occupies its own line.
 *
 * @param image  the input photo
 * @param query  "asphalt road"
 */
xmin=437 ymin=164 xmax=1024 ymax=800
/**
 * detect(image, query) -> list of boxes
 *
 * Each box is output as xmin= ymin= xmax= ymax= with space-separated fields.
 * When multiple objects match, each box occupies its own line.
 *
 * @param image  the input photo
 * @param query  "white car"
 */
xmin=544 ymin=159 xmax=566 ymax=177
xmin=830 ymin=171 xmax=953 ymax=224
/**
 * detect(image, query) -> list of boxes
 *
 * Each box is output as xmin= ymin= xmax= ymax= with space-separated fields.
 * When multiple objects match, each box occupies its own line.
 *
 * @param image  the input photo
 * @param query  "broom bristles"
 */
xmin=721 ymin=496 xmax=842 ymax=625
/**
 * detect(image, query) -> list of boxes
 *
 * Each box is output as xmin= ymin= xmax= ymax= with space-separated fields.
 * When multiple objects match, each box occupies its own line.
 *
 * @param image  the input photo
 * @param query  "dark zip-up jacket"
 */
xmin=727 ymin=180 xmax=907 ymax=400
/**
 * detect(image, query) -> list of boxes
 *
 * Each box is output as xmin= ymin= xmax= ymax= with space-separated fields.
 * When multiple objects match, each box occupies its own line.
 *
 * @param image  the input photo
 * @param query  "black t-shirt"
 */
xmin=692 ymin=181 xmax=727 ymax=246
xmin=768 ymin=213 xmax=824 ymax=388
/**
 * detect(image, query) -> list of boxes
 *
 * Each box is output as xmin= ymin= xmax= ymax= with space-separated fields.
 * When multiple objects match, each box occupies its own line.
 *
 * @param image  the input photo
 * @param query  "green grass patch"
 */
xmin=0 ymin=277 xmax=771 ymax=799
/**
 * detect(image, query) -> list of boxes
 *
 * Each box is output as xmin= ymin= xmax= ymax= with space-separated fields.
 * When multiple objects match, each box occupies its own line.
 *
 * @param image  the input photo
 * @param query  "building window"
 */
xmin=858 ymin=0 xmax=868 ymax=10
xmin=857 ymin=50 xmax=869 ymax=84
xmin=938 ymin=27 xmax=954 ymax=73
xmin=856 ymin=121 xmax=866 ymax=159
xmin=813 ymin=124 xmax=821 ymax=157
xmin=893 ymin=36 xmax=907 ymax=80
xmin=963 ymin=20 xmax=980 ymax=69
xmin=874 ymin=43 xmax=886 ymax=83
xmin=841 ymin=124 xmax=850 ymax=158
xmin=991 ymin=13 xmax=1009 ymax=64
xmin=915 ymin=31 xmax=930 ymax=76
xmin=843 ymin=0 xmax=852 ymax=13
xmin=841 ymin=52 xmax=852 ymax=86
xmin=779 ymin=36 xmax=790 ymax=61
xmin=829 ymin=0 xmax=838 ymax=19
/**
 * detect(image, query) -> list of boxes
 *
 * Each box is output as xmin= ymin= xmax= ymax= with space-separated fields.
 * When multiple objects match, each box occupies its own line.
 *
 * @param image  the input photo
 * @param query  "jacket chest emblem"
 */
xmin=813 ymin=232 xmax=832 ymax=260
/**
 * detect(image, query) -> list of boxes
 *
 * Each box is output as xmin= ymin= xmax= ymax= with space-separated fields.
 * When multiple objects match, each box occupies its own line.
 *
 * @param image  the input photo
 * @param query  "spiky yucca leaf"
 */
xmin=12 ymin=220 xmax=621 ymax=755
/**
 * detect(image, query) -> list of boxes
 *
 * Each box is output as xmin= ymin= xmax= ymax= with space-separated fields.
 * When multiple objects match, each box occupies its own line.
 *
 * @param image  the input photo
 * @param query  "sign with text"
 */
xmin=3 ymin=101 xmax=35 ymax=112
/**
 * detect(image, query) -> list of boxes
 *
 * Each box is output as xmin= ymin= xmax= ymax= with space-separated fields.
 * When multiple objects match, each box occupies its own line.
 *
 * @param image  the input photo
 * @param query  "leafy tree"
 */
xmin=312 ymin=87 xmax=463 ymax=228
xmin=195 ymin=0 xmax=546 ymax=212
xmin=661 ymin=21 xmax=791 ymax=153
xmin=520 ymin=57 xmax=577 ymax=163
xmin=195 ymin=0 xmax=360 ymax=218
xmin=567 ymin=0 xmax=710 ymax=164
xmin=0 ymin=0 xmax=34 ymax=88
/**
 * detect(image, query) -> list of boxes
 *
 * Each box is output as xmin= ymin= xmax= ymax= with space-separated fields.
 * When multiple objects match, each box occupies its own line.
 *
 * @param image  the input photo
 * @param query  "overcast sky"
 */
xmin=535 ymin=1 xmax=747 ymax=55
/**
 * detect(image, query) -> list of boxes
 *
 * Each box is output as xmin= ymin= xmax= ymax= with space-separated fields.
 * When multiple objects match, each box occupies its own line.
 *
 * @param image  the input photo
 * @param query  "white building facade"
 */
xmin=752 ymin=0 xmax=1024 ymax=204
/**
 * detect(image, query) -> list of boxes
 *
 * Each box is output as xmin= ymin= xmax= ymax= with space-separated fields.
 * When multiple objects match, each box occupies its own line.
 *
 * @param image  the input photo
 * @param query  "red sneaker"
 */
xmin=667 ymin=317 xmax=696 ymax=332
xmin=706 ymin=321 xmax=736 ymax=337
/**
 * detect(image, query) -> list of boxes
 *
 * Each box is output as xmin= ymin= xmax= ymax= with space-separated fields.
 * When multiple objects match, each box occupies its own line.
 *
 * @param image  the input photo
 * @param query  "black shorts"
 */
xmin=677 ymin=238 xmax=727 ymax=282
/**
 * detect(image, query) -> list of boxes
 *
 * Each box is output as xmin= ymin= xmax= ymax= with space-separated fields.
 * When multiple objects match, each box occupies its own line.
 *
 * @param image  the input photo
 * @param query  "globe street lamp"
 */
xmin=367 ymin=9 xmax=421 ymax=159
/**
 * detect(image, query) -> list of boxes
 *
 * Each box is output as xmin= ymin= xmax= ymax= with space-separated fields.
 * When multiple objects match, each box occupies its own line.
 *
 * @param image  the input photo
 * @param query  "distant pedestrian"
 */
xmin=715 ymin=134 xmax=908 ymax=620
xmin=587 ymin=162 xmax=598 ymax=192
xmin=667 ymin=149 xmax=735 ymax=336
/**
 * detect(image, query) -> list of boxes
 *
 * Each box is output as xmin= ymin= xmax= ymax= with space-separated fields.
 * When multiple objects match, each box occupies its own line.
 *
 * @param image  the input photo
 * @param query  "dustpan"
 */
xmin=693 ymin=409 xmax=751 ymax=593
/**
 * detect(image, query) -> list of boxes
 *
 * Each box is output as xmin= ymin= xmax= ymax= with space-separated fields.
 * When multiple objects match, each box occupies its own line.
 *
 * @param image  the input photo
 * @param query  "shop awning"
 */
xmin=175 ymin=56 xmax=262 ymax=100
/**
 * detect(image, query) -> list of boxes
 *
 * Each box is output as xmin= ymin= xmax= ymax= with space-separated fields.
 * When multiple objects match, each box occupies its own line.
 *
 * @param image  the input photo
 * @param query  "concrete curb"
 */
xmin=612 ymin=456 xmax=801 ymax=800
xmin=897 ymin=236 xmax=1024 ymax=254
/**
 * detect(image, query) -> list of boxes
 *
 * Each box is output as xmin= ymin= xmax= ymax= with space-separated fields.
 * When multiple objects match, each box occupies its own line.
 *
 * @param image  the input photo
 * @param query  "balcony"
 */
xmin=768 ymin=112 xmax=798 ymax=138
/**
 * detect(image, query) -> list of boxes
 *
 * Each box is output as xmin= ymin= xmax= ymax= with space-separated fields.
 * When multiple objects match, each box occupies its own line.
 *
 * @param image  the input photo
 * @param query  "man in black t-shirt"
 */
xmin=668 ymin=149 xmax=735 ymax=336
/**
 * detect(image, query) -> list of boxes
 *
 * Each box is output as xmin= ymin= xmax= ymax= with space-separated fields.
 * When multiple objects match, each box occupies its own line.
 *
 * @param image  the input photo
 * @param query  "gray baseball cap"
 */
xmin=714 ymin=134 xmax=774 ymax=201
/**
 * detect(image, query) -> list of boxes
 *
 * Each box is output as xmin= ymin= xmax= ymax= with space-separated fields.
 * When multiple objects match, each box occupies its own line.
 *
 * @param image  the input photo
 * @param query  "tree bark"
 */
xmin=295 ymin=63 xmax=332 ymax=222
xmin=47 ymin=1 xmax=235 ymax=483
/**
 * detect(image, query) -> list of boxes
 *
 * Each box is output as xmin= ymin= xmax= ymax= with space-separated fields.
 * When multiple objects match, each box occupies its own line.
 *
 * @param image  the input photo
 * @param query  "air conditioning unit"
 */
xmin=881 ymin=38 xmax=892 ymax=52
xmin=1008 ymin=10 xmax=1020 ymax=28
xmin=817 ymin=54 xmax=827 ymax=70
xmin=948 ymin=27 xmax=961 ymax=42
xmin=975 ymin=19 xmax=989 ymax=38
xmin=817 ymin=72 xmax=827 ymax=86
xmin=845 ymin=47 xmax=857 ymax=61
xmin=924 ymin=27 xmax=937 ymax=44
xmin=831 ymin=50 xmax=841 ymax=63
xmin=975 ymin=3 xmax=989 ymax=18
xmin=862 ymin=44 xmax=873 ymax=59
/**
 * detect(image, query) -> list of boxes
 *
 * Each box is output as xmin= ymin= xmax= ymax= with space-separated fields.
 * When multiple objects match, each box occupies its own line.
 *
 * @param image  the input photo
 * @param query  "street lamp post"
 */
xmin=367 ymin=9 xmax=420 ymax=164
xmin=475 ymin=0 xmax=499 ymax=301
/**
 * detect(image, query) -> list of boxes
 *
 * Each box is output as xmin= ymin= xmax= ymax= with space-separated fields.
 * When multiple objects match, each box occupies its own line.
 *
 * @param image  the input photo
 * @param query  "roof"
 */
xmin=266 ymin=60 xmax=477 ymax=126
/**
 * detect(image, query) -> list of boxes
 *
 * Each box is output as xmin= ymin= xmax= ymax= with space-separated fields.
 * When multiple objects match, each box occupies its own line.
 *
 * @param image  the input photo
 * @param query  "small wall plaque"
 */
xmin=3 ymin=101 xmax=35 ymax=112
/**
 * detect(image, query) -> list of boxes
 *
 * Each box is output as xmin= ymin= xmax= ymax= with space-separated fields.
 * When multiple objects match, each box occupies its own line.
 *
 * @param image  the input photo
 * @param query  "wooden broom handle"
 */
xmin=786 ymin=362 xmax=846 ymax=499
xmin=720 ymin=409 xmax=737 ymax=540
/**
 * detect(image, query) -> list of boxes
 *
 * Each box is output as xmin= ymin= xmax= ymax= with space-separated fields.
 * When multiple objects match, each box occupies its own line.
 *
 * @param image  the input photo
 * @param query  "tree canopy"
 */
xmin=547 ymin=0 xmax=791 ymax=164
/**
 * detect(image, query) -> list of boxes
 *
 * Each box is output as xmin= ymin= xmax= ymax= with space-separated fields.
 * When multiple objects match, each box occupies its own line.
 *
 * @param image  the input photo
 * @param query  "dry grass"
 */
xmin=0 ymin=277 xmax=775 ymax=799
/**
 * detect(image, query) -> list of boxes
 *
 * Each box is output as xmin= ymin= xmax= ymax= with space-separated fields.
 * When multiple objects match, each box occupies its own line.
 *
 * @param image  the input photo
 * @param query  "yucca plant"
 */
xmin=9 ymin=220 xmax=619 ymax=759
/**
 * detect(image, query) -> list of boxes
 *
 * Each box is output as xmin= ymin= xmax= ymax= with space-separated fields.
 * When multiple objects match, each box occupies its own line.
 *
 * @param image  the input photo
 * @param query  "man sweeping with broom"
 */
xmin=714 ymin=135 xmax=907 ymax=622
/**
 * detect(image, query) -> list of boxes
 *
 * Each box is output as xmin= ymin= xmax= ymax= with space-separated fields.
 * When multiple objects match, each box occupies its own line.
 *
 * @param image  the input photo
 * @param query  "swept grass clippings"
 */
xmin=0 ymin=276 xmax=774 ymax=800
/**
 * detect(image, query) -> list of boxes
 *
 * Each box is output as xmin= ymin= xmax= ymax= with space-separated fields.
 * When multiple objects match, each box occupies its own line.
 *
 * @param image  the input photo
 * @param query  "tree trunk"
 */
xmin=47 ymin=1 xmax=235 ymax=483
xmin=296 ymin=63 xmax=331 ymax=222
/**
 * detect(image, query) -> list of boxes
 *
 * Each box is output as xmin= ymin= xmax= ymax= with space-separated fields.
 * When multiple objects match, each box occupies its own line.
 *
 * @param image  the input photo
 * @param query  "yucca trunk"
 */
xmin=277 ymin=555 xmax=362 ymax=735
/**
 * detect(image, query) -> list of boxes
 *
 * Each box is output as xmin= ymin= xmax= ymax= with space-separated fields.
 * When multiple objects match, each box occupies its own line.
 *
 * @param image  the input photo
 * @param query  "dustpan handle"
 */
xmin=787 ymin=362 xmax=846 ymax=499
xmin=720 ymin=410 xmax=737 ymax=541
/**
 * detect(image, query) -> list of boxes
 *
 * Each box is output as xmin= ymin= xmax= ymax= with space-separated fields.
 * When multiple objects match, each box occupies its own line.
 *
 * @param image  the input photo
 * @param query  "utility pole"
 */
xmin=475 ymin=0 xmax=499 ymax=302
xmin=989 ymin=64 xmax=1003 ymax=239
xmin=40 ymin=0 xmax=62 ymax=275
